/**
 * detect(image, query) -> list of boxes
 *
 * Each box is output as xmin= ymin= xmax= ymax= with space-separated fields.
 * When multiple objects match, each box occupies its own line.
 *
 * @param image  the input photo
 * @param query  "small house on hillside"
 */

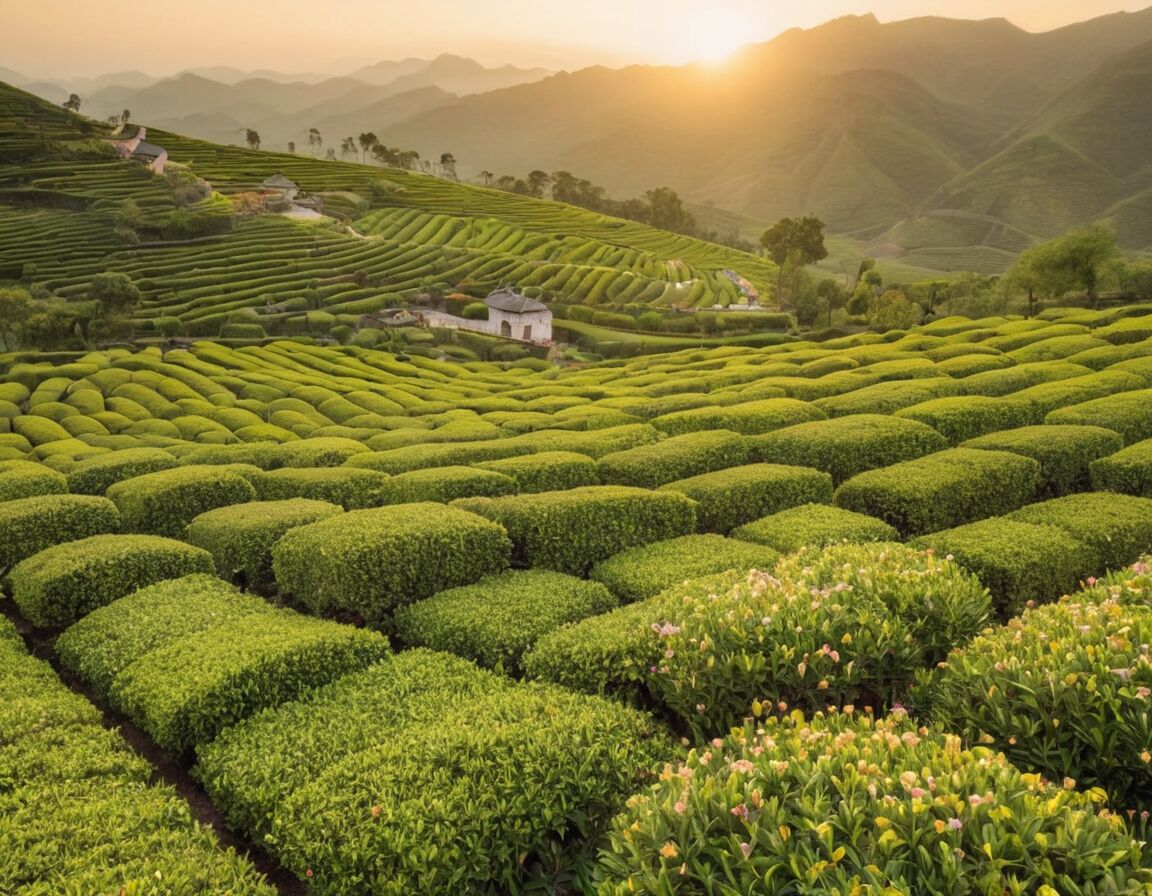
xmin=484 ymin=288 xmax=552 ymax=343
xmin=262 ymin=174 xmax=299 ymax=201
xmin=131 ymin=141 xmax=167 ymax=174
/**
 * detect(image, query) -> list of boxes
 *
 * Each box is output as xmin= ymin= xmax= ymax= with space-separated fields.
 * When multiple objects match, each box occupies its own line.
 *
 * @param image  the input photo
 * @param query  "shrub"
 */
xmin=0 ymin=459 xmax=67 ymax=502
xmin=650 ymin=398 xmax=826 ymax=437
xmin=273 ymin=502 xmax=511 ymax=622
xmin=1010 ymin=370 xmax=1148 ymax=415
xmin=731 ymin=502 xmax=899 ymax=552
xmin=0 ymin=494 xmax=119 ymax=571
xmin=1091 ymin=438 xmax=1152 ymax=496
xmin=106 ymin=466 xmax=257 ymax=537
xmin=660 ymin=463 xmax=833 ymax=534
xmin=964 ymin=425 xmax=1123 ymax=497
xmin=393 ymin=570 xmax=617 ymax=673
xmin=454 ymin=486 xmax=697 ymax=575
xmin=102 ymin=613 xmax=390 ymax=754
xmin=590 ymin=535 xmax=780 ymax=603
xmin=915 ymin=518 xmax=1100 ymax=616
xmin=749 ymin=414 xmax=948 ymax=484
xmin=1046 ymin=389 xmax=1152 ymax=444
xmin=596 ymin=708 xmax=1152 ymax=895
xmin=1007 ymin=492 xmax=1152 ymax=572
xmin=378 ymin=465 xmax=518 ymax=504
xmin=65 ymin=447 xmax=178 ymax=495
xmin=528 ymin=545 xmax=989 ymax=738
xmin=179 ymin=442 xmax=280 ymax=469
xmin=834 ymin=448 xmax=1040 ymax=537
xmin=8 ymin=534 xmax=216 ymax=628
xmin=186 ymin=499 xmax=344 ymax=590
xmin=264 ymin=437 xmax=370 ymax=469
xmin=894 ymin=395 xmax=1038 ymax=444
xmin=56 ymin=575 xmax=278 ymax=695
xmin=813 ymin=377 xmax=965 ymax=417
xmin=475 ymin=451 xmax=599 ymax=493
xmin=913 ymin=595 xmax=1152 ymax=810
xmin=596 ymin=430 xmax=750 ymax=489
xmin=199 ymin=656 xmax=671 ymax=895
xmin=251 ymin=466 xmax=391 ymax=509
xmin=960 ymin=360 xmax=1092 ymax=396
xmin=346 ymin=440 xmax=530 ymax=474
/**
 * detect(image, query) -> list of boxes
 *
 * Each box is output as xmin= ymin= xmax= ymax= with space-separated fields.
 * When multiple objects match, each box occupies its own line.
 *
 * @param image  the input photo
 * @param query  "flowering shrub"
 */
xmin=186 ymin=499 xmax=343 ymax=589
xmin=834 ymin=448 xmax=1040 ymax=537
xmin=251 ymin=466 xmax=392 ymax=508
xmin=455 ymin=486 xmax=697 ymax=575
xmin=0 ymin=494 xmax=120 ymax=571
xmin=8 ymin=534 xmax=215 ymax=628
xmin=65 ymin=447 xmax=178 ymax=495
xmin=596 ymin=430 xmax=750 ymax=489
xmin=749 ymin=413 xmax=947 ymax=484
xmin=273 ymin=502 xmax=511 ymax=621
xmin=731 ymin=503 xmax=898 ymax=553
xmin=0 ymin=459 xmax=67 ymax=502
xmin=964 ymin=424 xmax=1123 ymax=497
xmin=393 ymin=570 xmax=617 ymax=673
xmin=476 ymin=450 xmax=599 ymax=492
xmin=597 ymin=709 xmax=1152 ymax=895
xmin=660 ymin=463 xmax=834 ymax=534
xmin=912 ymin=594 xmax=1152 ymax=809
xmin=107 ymin=466 xmax=257 ymax=537
xmin=591 ymin=535 xmax=780 ymax=603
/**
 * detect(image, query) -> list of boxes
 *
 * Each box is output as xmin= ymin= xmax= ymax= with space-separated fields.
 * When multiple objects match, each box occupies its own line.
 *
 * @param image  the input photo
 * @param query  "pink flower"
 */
xmin=947 ymin=817 xmax=963 ymax=830
xmin=910 ymin=787 xmax=925 ymax=799
xmin=730 ymin=759 xmax=756 ymax=774
xmin=739 ymin=842 xmax=753 ymax=859
xmin=674 ymin=801 xmax=686 ymax=814
xmin=731 ymin=804 xmax=749 ymax=821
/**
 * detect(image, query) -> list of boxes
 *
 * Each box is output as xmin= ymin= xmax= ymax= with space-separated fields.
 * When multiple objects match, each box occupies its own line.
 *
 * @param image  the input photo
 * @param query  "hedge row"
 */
xmin=377 ymin=465 xmax=518 ymax=504
xmin=196 ymin=650 xmax=673 ymax=893
xmin=393 ymin=570 xmax=617 ymax=673
xmin=0 ymin=459 xmax=67 ymax=502
xmin=273 ymin=502 xmax=512 ymax=621
xmin=1046 ymin=388 xmax=1152 ymax=444
xmin=66 ymin=446 xmax=178 ymax=494
xmin=58 ymin=576 xmax=391 ymax=754
xmin=597 ymin=709 xmax=1152 ymax=894
xmin=251 ymin=466 xmax=392 ymax=508
xmin=596 ymin=430 xmax=750 ymax=489
xmin=834 ymin=448 xmax=1040 ymax=537
xmin=0 ymin=629 xmax=274 ymax=893
xmin=107 ymin=466 xmax=257 ymax=538
xmin=650 ymin=398 xmax=826 ymax=436
xmin=893 ymin=395 xmax=1038 ymax=444
xmin=475 ymin=450 xmax=599 ymax=493
xmin=731 ymin=502 xmax=899 ymax=553
xmin=1091 ymin=437 xmax=1152 ymax=496
xmin=0 ymin=494 xmax=120 ymax=571
xmin=964 ymin=424 xmax=1123 ymax=497
xmin=454 ymin=486 xmax=697 ymax=575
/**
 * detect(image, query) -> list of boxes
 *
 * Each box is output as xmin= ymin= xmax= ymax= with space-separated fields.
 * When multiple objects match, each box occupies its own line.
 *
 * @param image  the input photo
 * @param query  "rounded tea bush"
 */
xmin=65 ymin=447 xmax=178 ymax=495
xmin=251 ymin=467 xmax=392 ymax=509
xmin=0 ymin=459 xmax=68 ymax=502
xmin=0 ymin=494 xmax=120 ymax=571
xmin=731 ymin=503 xmax=899 ymax=553
xmin=597 ymin=709 xmax=1152 ymax=895
xmin=107 ymin=467 xmax=257 ymax=538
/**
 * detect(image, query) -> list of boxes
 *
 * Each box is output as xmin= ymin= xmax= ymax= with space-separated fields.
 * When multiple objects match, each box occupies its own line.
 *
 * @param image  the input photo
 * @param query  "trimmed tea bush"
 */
xmin=650 ymin=398 xmax=826 ymax=437
xmin=0 ymin=459 xmax=67 ymax=502
xmin=1008 ymin=492 xmax=1152 ymax=572
xmin=346 ymin=440 xmax=530 ymax=474
xmin=105 ymin=613 xmax=391 ymax=753
xmin=273 ymin=502 xmax=511 ymax=621
xmin=913 ymin=594 xmax=1152 ymax=809
xmin=1011 ymin=370 xmax=1148 ymax=415
xmin=597 ymin=708 xmax=1152 ymax=895
xmin=251 ymin=466 xmax=392 ymax=508
xmin=835 ymin=448 xmax=1040 ymax=537
xmin=264 ymin=437 xmax=370 ymax=468
xmin=596 ymin=431 xmax=750 ymax=489
xmin=660 ymin=463 xmax=833 ymax=534
xmin=475 ymin=451 xmax=599 ymax=493
xmin=107 ymin=466 xmax=257 ymax=538
xmin=731 ymin=502 xmax=899 ymax=552
xmin=1046 ymin=389 xmax=1152 ymax=444
xmin=964 ymin=424 xmax=1123 ymax=497
xmin=961 ymin=360 xmax=1092 ymax=397
xmin=186 ymin=499 xmax=343 ymax=589
xmin=200 ymin=658 xmax=671 ymax=895
xmin=0 ymin=494 xmax=119 ymax=571
xmin=749 ymin=414 xmax=948 ymax=484
xmin=56 ymin=575 xmax=278 ymax=695
xmin=813 ymin=377 xmax=965 ymax=417
xmin=454 ymin=486 xmax=697 ymax=575
xmin=8 ymin=534 xmax=215 ymax=628
xmin=894 ymin=395 xmax=1038 ymax=444
xmin=915 ymin=518 xmax=1099 ymax=616
xmin=378 ymin=465 xmax=518 ymax=504
xmin=65 ymin=447 xmax=177 ymax=495
xmin=393 ymin=570 xmax=617 ymax=672
xmin=0 ymin=635 xmax=275 ymax=894
xmin=590 ymin=535 xmax=780 ymax=603
xmin=1091 ymin=438 xmax=1152 ymax=496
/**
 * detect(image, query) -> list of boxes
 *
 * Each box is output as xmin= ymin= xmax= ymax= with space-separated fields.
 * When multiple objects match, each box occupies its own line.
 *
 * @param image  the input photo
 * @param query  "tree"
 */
xmin=358 ymin=132 xmax=379 ymax=164
xmin=868 ymin=289 xmax=921 ymax=331
xmin=439 ymin=153 xmax=457 ymax=180
xmin=308 ymin=128 xmax=323 ymax=157
xmin=526 ymin=170 xmax=551 ymax=198
xmin=815 ymin=278 xmax=848 ymax=327
xmin=286 ymin=141 xmax=296 ymax=154
xmin=62 ymin=94 xmax=81 ymax=112
xmin=645 ymin=187 xmax=695 ymax=235
xmin=340 ymin=137 xmax=357 ymax=159
xmin=245 ymin=129 xmax=261 ymax=150
xmin=0 ymin=287 xmax=34 ymax=351
xmin=1009 ymin=226 xmax=1118 ymax=313
xmin=759 ymin=216 xmax=828 ymax=268
xmin=122 ymin=108 xmax=131 ymax=125
xmin=89 ymin=272 xmax=141 ymax=318
xmin=479 ymin=170 xmax=494 ymax=187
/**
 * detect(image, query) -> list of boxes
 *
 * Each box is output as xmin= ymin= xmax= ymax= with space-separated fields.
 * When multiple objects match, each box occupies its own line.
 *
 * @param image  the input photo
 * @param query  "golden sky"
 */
xmin=2 ymin=0 xmax=1148 ymax=78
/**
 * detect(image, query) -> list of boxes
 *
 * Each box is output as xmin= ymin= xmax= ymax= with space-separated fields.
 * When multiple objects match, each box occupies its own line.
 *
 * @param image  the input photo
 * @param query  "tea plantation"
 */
xmin=7 ymin=79 xmax=1152 ymax=896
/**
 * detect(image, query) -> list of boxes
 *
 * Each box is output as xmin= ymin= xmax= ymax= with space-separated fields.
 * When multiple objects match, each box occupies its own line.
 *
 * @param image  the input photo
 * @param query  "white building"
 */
xmin=483 ymin=288 xmax=552 ymax=343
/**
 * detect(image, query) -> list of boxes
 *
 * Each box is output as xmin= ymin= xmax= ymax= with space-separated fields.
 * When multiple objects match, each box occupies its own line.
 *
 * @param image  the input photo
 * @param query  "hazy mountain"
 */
xmin=0 ymin=66 xmax=29 ymax=86
xmin=181 ymin=65 xmax=330 ymax=85
xmin=348 ymin=57 xmax=441 ymax=86
xmin=381 ymin=54 xmax=553 ymax=96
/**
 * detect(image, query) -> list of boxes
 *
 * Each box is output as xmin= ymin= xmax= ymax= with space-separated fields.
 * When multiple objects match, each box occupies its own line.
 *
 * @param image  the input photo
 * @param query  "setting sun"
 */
xmin=684 ymin=8 xmax=751 ymax=63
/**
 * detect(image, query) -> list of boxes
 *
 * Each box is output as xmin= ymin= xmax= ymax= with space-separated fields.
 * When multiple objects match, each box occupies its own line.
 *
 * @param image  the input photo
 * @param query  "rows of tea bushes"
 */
xmin=0 ymin=614 xmax=274 ymax=893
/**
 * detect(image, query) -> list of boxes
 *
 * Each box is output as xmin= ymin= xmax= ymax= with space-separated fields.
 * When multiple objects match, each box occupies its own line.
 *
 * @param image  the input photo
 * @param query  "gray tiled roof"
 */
xmin=484 ymin=288 xmax=548 ymax=314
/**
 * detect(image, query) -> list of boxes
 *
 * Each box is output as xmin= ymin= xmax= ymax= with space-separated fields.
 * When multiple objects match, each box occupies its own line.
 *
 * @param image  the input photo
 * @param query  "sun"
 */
xmin=685 ymin=9 xmax=750 ymax=64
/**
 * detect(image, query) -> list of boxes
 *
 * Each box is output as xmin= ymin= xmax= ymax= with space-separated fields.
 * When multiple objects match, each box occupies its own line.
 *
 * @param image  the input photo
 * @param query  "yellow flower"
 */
xmin=659 ymin=843 xmax=679 ymax=859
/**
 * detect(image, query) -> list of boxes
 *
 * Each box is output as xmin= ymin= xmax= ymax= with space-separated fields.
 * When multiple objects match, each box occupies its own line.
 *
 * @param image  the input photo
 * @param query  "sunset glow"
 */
xmin=684 ymin=9 xmax=752 ymax=63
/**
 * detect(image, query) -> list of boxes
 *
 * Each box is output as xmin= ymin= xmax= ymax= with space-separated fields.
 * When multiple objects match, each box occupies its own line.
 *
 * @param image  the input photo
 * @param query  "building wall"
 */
xmin=489 ymin=308 xmax=552 ymax=343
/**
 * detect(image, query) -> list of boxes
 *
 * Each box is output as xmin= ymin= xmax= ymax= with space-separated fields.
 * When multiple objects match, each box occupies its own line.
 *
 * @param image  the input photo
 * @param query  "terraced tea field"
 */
xmin=6 ymin=303 xmax=1152 ymax=891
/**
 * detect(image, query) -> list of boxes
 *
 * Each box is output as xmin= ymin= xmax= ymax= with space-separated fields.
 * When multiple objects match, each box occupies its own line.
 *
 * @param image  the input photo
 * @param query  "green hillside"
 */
xmin=0 ymin=81 xmax=777 ymax=347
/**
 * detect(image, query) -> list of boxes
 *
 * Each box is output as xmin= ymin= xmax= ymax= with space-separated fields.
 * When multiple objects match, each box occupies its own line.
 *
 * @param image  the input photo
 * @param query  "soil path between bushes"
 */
xmin=0 ymin=600 xmax=306 ymax=896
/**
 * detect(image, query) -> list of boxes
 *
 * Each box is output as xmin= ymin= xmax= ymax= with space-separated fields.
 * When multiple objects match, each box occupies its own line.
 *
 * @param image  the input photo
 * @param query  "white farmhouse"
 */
xmin=483 ymin=288 xmax=552 ymax=344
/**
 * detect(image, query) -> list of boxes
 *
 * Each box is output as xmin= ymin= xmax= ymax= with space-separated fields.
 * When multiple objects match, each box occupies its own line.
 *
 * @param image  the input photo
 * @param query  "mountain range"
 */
xmin=11 ymin=7 xmax=1152 ymax=276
